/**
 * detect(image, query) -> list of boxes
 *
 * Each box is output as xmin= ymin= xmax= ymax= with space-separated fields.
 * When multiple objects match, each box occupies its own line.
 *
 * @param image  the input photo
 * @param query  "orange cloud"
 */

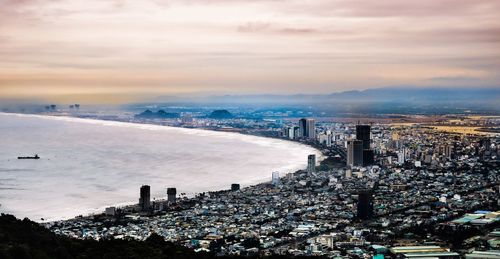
xmin=0 ymin=0 xmax=499 ymax=103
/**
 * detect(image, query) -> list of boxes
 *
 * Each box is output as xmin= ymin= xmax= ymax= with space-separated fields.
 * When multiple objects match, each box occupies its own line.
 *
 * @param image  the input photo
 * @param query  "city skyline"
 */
xmin=1 ymin=1 xmax=499 ymax=255
xmin=1 ymin=0 xmax=500 ymax=103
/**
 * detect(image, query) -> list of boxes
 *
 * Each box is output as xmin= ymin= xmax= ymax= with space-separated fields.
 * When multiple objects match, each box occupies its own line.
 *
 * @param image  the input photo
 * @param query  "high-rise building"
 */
xmin=271 ymin=171 xmax=281 ymax=186
xmin=356 ymin=125 xmax=371 ymax=150
xmin=282 ymin=127 xmax=291 ymax=139
xmin=362 ymin=149 xmax=374 ymax=166
xmin=307 ymin=119 xmax=315 ymax=139
xmin=299 ymin=118 xmax=306 ymax=137
xmin=231 ymin=183 xmax=240 ymax=191
xmin=167 ymin=187 xmax=177 ymax=203
xmin=299 ymin=118 xmax=316 ymax=139
xmin=139 ymin=185 xmax=151 ymax=211
xmin=287 ymin=127 xmax=294 ymax=139
xmin=354 ymin=125 xmax=375 ymax=166
xmin=445 ymin=145 xmax=454 ymax=159
xmin=397 ymin=150 xmax=405 ymax=164
xmin=347 ymin=139 xmax=363 ymax=166
xmin=357 ymin=190 xmax=374 ymax=220
xmin=307 ymin=154 xmax=316 ymax=174
xmin=293 ymin=126 xmax=300 ymax=139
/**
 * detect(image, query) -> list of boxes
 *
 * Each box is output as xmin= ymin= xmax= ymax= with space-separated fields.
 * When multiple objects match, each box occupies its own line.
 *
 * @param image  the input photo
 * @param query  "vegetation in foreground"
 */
xmin=0 ymin=213 xmax=210 ymax=259
xmin=0 ymin=214 xmax=317 ymax=259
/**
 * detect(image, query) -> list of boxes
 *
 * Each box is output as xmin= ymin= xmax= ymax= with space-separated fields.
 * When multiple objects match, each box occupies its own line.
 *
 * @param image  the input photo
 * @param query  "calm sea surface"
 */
xmin=0 ymin=113 xmax=320 ymax=221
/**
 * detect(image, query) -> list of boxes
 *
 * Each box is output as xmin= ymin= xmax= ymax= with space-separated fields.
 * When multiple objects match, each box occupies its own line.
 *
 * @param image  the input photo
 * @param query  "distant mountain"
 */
xmin=139 ymin=87 xmax=499 ymax=115
xmin=152 ymin=87 xmax=499 ymax=106
xmin=208 ymin=110 xmax=234 ymax=119
xmin=325 ymin=87 xmax=500 ymax=103
xmin=135 ymin=109 xmax=180 ymax=119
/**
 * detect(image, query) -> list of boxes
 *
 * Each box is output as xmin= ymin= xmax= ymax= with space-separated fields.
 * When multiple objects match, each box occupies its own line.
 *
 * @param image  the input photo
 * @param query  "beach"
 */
xmin=0 ymin=113 xmax=321 ymax=221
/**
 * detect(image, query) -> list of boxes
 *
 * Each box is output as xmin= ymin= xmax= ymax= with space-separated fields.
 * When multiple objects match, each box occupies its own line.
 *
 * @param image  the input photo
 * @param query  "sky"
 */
xmin=0 ymin=0 xmax=499 ymax=103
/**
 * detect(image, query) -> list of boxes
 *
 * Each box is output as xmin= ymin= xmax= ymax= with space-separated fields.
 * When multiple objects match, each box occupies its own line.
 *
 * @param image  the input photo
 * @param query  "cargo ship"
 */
xmin=17 ymin=154 xmax=40 ymax=159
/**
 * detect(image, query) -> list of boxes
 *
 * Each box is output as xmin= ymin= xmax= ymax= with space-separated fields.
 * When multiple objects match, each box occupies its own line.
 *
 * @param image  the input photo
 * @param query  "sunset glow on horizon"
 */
xmin=1 ymin=0 xmax=499 ymax=103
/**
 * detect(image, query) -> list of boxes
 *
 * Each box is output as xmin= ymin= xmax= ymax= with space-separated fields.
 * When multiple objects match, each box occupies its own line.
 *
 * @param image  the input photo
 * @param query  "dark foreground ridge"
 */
xmin=0 ymin=214 xmax=200 ymax=259
xmin=0 ymin=214 xmax=316 ymax=259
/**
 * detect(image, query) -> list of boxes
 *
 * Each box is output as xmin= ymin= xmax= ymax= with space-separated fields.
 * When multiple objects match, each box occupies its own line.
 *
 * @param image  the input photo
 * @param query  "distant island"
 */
xmin=135 ymin=109 xmax=180 ymax=119
xmin=208 ymin=110 xmax=234 ymax=119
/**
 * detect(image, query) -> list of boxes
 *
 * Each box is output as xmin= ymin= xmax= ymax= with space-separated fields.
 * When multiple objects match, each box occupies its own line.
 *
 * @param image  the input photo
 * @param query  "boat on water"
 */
xmin=17 ymin=154 xmax=40 ymax=159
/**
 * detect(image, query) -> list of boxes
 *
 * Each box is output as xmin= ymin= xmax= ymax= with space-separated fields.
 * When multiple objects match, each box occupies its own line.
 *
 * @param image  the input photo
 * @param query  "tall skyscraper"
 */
xmin=299 ymin=118 xmax=306 ymax=137
xmin=356 ymin=124 xmax=374 ymax=166
xmin=306 ymin=119 xmax=315 ymax=139
xmin=357 ymin=190 xmax=374 ymax=220
xmin=293 ymin=126 xmax=300 ymax=139
xmin=299 ymin=118 xmax=316 ymax=139
xmin=167 ymin=187 xmax=177 ymax=203
xmin=139 ymin=185 xmax=151 ymax=211
xmin=347 ymin=139 xmax=363 ymax=166
xmin=287 ymin=127 xmax=295 ymax=139
xmin=356 ymin=125 xmax=371 ymax=150
xmin=307 ymin=154 xmax=316 ymax=174
xmin=362 ymin=149 xmax=374 ymax=167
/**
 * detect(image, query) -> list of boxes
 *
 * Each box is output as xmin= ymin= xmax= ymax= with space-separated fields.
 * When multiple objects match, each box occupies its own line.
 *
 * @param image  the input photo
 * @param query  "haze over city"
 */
xmin=1 ymin=0 xmax=500 ymax=103
xmin=0 ymin=1 xmax=499 ymax=259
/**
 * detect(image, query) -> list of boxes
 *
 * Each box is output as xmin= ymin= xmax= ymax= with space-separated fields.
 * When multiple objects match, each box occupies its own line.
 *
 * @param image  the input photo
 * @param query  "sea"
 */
xmin=0 ymin=113 xmax=321 ymax=221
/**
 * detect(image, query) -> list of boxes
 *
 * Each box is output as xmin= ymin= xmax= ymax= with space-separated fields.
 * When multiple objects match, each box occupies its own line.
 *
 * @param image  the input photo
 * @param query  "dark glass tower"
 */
xmin=167 ymin=187 xmax=177 ymax=203
xmin=231 ymin=183 xmax=240 ymax=191
xmin=139 ymin=185 xmax=151 ymax=211
xmin=299 ymin=118 xmax=315 ymax=139
xmin=347 ymin=139 xmax=363 ymax=166
xmin=357 ymin=190 xmax=374 ymax=220
xmin=362 ymin=149 xmax=374 ymax=166
xmin=356 ymin=125 xmax=371 ymax=150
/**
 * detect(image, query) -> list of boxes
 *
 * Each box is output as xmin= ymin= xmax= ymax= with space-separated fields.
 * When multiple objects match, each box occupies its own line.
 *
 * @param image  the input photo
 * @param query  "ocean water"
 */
xmin=0 ymin=113 xmax=320 ymax=221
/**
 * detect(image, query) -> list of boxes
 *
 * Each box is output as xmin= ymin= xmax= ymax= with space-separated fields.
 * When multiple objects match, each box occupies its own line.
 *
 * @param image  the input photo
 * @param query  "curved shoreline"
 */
xmin=0 ymin=112 xmax=324 ymax=222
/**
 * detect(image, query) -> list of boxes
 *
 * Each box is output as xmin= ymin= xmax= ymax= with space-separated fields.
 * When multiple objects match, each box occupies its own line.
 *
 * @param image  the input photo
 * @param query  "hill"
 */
xmin=0 ymin=214 xmax=204 ymax=259
xmin=0 ymin=214 xmax=310 ymax=259
xmin=135 ymin=109 xmax=180 ymax=119
xmin=208 ymin=110 xmax=234 ymax=119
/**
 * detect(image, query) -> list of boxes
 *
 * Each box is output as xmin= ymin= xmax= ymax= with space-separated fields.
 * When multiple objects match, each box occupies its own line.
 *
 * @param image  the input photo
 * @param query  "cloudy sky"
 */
xmin=0 ymin=0 xmax=499 ymax=103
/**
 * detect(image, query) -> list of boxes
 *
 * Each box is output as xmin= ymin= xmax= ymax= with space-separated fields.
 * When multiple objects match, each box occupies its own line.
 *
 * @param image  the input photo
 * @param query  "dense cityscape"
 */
xmin=33 ymin=107 xmax=500 ymax=259
xmin=2 ymin=1 xmax=500 ymax=258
